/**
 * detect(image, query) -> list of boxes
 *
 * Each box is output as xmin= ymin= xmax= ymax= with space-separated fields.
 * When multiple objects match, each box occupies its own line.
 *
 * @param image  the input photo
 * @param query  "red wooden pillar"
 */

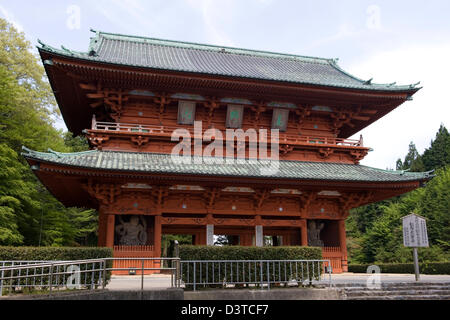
xmin=240 ymin=234 xmax=253 ymax=246
xmin=154 ymin=215 xmax=162 ymax=257
xmin=97 ymin=209 xmax=107 ymax=247
xmin=300 ymin=219 xmax=308 ymax=246
xmin=338 ymin=219 xmax=348 ymax=272
xmin=106 ymin=214 xmax=115 ymax=248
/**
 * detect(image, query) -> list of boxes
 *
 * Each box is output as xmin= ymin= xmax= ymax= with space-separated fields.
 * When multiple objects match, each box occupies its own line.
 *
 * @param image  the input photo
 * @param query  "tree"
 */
xmin=396 ymin=142 xmax=425 ymax=172
xmin=0 ymin=18 xmax=98 ymax=247
xmin=422 ymin=124 xmax=450 ymax=171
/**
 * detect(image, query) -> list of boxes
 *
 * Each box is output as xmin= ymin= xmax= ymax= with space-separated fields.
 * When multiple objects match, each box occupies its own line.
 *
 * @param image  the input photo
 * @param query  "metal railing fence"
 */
xmin=0 ymin=257 xmax=180 ymax=297
xmin=1 ymin=258 xmax=331 ymax=295
xmin=180 ymin=259 xmax=332 ymax=291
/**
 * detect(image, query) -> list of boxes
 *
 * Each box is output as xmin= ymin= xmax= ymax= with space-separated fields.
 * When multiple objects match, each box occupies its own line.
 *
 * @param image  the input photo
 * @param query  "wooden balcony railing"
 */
xmin=91 ymin=120 xmax=364 ymax=148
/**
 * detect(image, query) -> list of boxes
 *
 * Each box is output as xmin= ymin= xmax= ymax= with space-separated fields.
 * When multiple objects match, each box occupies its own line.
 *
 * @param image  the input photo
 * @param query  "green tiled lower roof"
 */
xmin=37 ymin=30 xmax=420 ymax=93
xmin=22 ymin=147 xmax=433 ymax=183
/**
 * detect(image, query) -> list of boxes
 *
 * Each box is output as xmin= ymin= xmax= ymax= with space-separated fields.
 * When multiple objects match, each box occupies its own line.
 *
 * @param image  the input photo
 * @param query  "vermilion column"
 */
xmin=338 ymin=219 xmax=348 ymax=272
xmin=300 ymin=219 xmax=308 ymax=246
xmin=106 ymin=214 xmax=115 ymax=248
xmin=154 ymin=215 xmax=162 ymax=257
xmin=97 ymin=209 xmax=107 ymax=247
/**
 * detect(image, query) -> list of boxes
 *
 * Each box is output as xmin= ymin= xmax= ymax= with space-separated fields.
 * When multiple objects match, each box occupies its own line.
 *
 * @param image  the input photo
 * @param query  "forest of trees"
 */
xmin=0 ymin=18 xmax=448 ymax=264
xmin=0 ymin=18 xmax=96 ymax=247
xmin=347 ymin=126 xmax=450 ymax=264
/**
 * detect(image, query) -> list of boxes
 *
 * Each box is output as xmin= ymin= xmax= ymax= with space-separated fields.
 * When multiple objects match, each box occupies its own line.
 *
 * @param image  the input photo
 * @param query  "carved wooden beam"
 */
xmin=85 ymin=180 xmax=122 ymax=206
xmin=280 ymin=144 xmax=294 ymax=156
xmin=253 ymin=188 xmax=271 ymax=211
xmin=131 ymin=135 xmax=150 ymax=148
xmin=339 ymin=192 xmax=373 ymax=217
xmin=299 ymin=191 xmax=316 ymax=216
xmin=205 ymin=187 xmax=220 ymax=211
xmin=153 ymin=93 xmax=172 ymax=124
xmin=318 ymin=147 xmax=334 ymax=159
xmin=202 ymin=98 xmax=220 ymax=128
xmin=250 ymin=103 xmax=266 ymax=127
xmin=86 ymin=133 xmax=109 ymax=150
xmin=151 ymin=186 xmax=170 ymax=209
xmin=295 ymin=106 xmax=312 ymax=131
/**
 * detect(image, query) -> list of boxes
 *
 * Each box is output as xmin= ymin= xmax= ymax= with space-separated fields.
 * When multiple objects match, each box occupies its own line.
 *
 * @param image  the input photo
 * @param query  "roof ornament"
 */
xmin=410 ymin=81 xmax=421 ymax=88
xmin=48 ymin=149 xmax=63 ymax=159
xmin=387 ymin=82 xmax=397 ymax=87
xmin=37 ymin=39 xmax=49 ymax=50
xmin=364 ymin=78 xmax=373 ymax=85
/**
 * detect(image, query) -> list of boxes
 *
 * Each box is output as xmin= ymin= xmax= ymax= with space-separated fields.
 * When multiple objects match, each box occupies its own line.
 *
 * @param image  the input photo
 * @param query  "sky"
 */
xmin=1 ymin=0 xmax=449 ymax=169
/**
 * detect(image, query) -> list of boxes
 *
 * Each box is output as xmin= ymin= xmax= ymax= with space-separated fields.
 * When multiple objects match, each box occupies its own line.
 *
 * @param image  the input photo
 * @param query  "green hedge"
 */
xmin=0 ymin=247 xmax=113 ymax=294
xmin=349 ymin=262 xmax=450 ymax=275
xmin=179 ymin=246 xmax=323 ymax=289
xmin=0 ymin=246 xmax=113 ymax=261
xmin=180 ymin=245 xmax=322 ymax=261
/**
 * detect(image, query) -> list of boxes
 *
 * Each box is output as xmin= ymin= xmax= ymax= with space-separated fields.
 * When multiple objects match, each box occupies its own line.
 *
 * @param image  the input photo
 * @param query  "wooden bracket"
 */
xmin=253 ymin=188 xmax=271 ymax=211
xmin=203 ymin=98 xmax=220 ymax=128
xmin=85 ymin=180 xmax=122 ymax=206
xmin=131 ymin=135 xmax=150 ymax=148
xmin=87 ymin=133 xmax=109 ymax=150
xmin=153 ymin=93 xmax=172 ymax=124
xmin=250 ymin=103 xmax=266 ymax=127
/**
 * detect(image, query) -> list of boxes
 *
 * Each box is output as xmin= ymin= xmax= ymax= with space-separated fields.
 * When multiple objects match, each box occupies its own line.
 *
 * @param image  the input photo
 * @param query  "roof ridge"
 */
xmin=21 ymin=146 xmax=96 ymax=158
xmin=92 ymin=30 xmax=333 ymax=64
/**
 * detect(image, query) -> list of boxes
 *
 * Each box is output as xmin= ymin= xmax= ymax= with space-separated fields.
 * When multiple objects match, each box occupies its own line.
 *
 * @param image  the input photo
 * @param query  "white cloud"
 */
xmin=0 ymin=5 xmax=24 ymax=33
xmin=347 ymin=44 xmax=450 ymax=169
xmin=184 ymin=0 xmax=236 ymax=46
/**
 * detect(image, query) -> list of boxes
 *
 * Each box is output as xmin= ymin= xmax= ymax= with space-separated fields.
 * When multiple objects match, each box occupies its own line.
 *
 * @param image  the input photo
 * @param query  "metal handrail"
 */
xmin=1 ymin=257 xmax=331 ymax=296
xmin=0 ymin=257 xmax=181 ymax=297
xmin=180 ymin=259 xmax=332 ymax=291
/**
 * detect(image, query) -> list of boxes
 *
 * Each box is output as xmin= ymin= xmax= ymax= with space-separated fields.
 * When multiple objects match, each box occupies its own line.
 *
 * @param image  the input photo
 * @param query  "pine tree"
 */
xmin=422 ymin=124 xmax=450 ymax=171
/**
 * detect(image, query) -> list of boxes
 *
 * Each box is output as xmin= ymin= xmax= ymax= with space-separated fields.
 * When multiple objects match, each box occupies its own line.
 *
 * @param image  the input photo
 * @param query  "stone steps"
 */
xmin=340 ymin=282 xmax=450 ymax=300
xmin=349 ymin=295 xmax=450 ymax=300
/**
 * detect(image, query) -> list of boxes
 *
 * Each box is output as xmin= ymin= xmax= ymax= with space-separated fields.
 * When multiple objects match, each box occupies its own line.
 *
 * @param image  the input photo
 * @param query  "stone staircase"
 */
xmin=336 ymin=282 xmax=450 ymax=300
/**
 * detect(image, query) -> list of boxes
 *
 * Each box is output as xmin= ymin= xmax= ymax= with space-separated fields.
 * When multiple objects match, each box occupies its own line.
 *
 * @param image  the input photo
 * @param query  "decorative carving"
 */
xmin=339 ymin=192 xmax=372 ymax=216
xmin=295 ymin=106 xmax=311 ymax=131
xmin=87 ymin=133 xmax=109 ymax=150
xmin=85 ymin=181 xmax=122 ymax=205
xmin=350 ymin=149 xmax=369 ymax=164
xmin=307 ymin=220 xmax=324 ymax=247
xmin=131 ymin=135 xmax=150 ymax=147
xmin=115 ymin=215 xmax=147 ymax=245
xmin=81 ymin=82 xmax=129 ymax=121
xmin=151 ymin=186 xmax=170 ymax=209
xmin=203 ymin=99 xmax=220 ymax=127
xmin=253 ymin=188 xmax=271 ymax=211
xmin=299 ymin=192 xmax=316 ymax=215
xmin=280 ymin=144 xmax=294 ymax=156
xmin=250 ymin=103 xmax=266 ymax=127
xmin=318 ymin=147 xmax=334 ymax=159
xmin=205 ymin=187 xmax=220 ymax=211
xmin=153 ymin=93 xmax=172 ymax=124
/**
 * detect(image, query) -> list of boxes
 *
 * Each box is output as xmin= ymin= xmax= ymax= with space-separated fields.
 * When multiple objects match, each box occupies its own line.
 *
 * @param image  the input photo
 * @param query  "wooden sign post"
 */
xmin=402 ymin=213 xmax=429 ymax=281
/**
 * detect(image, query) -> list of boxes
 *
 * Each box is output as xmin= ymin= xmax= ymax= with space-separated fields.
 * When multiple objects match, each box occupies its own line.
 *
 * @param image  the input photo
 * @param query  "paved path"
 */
xmin=106 ymin=273 xmax=450 ymax=290
xmin=328 ymin=273 xmax=450 ymax=285
xmin=107 ymin=274 xmax=174 ymax=291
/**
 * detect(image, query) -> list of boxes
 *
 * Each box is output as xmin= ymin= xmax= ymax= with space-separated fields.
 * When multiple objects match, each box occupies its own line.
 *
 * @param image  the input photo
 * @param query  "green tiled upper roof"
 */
xmin=37 ymin=30 xmax=420 ymax=93
xmin=22 ymin=147 xmax=433 ymax=183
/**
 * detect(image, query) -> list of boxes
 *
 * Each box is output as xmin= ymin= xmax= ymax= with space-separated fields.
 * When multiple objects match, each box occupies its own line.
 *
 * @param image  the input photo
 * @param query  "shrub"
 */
xmin=0 ymin=247 xmax=113 ymax=294
xmin=0 ymin=246 xmax=112 ymax=261
xmin=179 ymin=246 xmax=323 ymax=289
xmin=348 ymin=262 xmax=450 ymax=274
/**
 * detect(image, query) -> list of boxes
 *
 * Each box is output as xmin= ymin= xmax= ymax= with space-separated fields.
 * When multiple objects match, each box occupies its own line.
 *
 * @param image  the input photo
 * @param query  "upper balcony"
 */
xmin=84 ymin=117 xmax=370 ymax=164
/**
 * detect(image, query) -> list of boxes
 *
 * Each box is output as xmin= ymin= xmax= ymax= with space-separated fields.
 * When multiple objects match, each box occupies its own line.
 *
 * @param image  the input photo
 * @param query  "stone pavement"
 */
xmin=106 ymin=273 xmax=450 ymax=290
